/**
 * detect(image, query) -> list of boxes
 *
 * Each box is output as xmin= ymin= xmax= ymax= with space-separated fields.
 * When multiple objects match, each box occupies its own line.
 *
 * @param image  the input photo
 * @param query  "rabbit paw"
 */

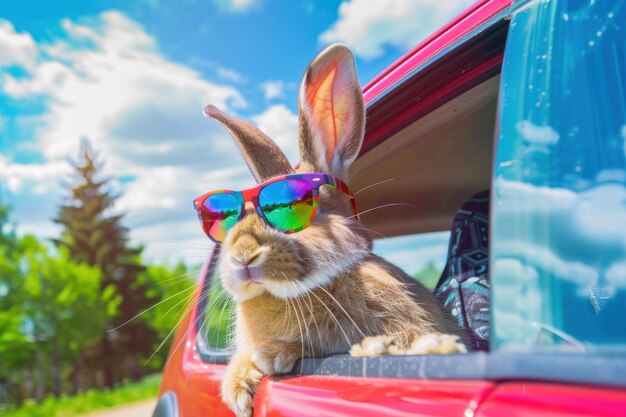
xmin=350 ymin=333 xmax=466 ymax=357
xmin=402 ymin=333 xmax=467 ymax=355
xmin=252 ymin=346 xmax=299 ymax=375
xmin=222 ymin=353 xmax=264 ymax=417
xmin=349 ymin=335 xmax=395 ymax=357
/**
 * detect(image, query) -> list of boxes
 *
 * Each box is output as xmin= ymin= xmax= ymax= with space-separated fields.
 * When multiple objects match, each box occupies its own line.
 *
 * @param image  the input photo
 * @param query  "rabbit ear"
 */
xmin=298 ymin=44 xmax=365 ymax=181
xmin=204 ymin=105 xmax=295 ymax=183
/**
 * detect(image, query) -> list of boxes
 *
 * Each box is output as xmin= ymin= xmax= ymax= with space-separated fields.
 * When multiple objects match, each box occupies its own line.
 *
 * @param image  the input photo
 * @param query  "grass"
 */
xmin=3 ymin=374 xmax=161 ymax=417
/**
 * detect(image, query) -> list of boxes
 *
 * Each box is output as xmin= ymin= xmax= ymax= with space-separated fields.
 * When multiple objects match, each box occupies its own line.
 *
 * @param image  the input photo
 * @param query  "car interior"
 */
xmin=350 ymin=75 xmax=499 ymax=351
xmin=350 ymin=75 xmax=497 ymax=238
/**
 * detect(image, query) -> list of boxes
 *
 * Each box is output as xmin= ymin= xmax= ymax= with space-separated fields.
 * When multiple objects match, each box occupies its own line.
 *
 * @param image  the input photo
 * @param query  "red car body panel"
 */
xmin=476 ymin=383 xmax=626 ymax=417
xmin=158 ymin=0 xmax=626 ymax=415
xmin=361 ymin=53 xmax=503 ymax=156
xmin=362 ymin=0 xmax=510 ymax=103
xmin=255 ymin=378 xmax=494 ymax=417
xmin=159 ymin=261 xmax=233 ymax=417
xmin=160 ymin=308 xmax=496 ymax=417
xmin=359 ymin=0 xmax=511 ymax=155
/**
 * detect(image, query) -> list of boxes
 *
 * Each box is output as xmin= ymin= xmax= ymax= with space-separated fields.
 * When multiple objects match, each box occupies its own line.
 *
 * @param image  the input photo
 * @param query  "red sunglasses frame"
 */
xmin=193 ymin=173 xmax=358 ymax=243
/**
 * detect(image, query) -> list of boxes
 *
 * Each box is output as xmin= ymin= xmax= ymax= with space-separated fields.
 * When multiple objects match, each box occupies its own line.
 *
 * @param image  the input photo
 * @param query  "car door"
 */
xmin=158 ymin=0 xmax=626 ymax=415
xmin=156 ymin=1 xmax=511 ymax=416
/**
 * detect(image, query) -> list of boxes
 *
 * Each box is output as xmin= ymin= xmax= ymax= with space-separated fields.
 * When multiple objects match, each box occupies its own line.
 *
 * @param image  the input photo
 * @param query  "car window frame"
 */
xmin=195 ymin=8 xmax=509 ymax=367
xmin=190 ymin=0 xmax=626 ymax=391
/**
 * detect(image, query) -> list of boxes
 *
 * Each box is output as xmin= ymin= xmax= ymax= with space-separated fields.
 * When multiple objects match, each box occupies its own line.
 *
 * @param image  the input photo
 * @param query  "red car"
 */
xmin=155 ymin=0 xmax=626 ymax=415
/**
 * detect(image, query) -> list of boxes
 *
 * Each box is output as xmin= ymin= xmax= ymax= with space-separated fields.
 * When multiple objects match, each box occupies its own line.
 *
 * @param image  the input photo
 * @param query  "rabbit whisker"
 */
xmin=145 ymin=286 xmax=205 ymax=366
xmin=181 ymin=292 xmax=229 ymax=388
xmin=303 ymin=284 xmax=352 ymax=348
xmin=287 ymin=296 xmax=305 ymax=373
xmin=204 ymin=287 xmax=231 ymax=349
xmin=329 ymin=178 xmax=395 ymax=212
xmin=162 ymin=289 xmax=208 ymax=375
xmin=142 ymin=269 xmax=200 ymax=289
xmin=353 ymin=178 xmax=395 ymax=196
xmin=211 ymin=289 xmax=230 ymax=349
xmin=282 ymin=274 xmax=314 ymax=359
xmin=147 ymin=241 xmax=212 ymax=246
xmin=295 ymin=280 xmax=326 ymax=356
xmin=292 ymin=292 xmax=314 ymax=359
xmin=280 ymin=286 xmax=292 ymax=330
xmin=349 ymin=225 xmax=389 ymax=239
xmin=345 ymin=202 xmax=419 ymax=220
xmin=109 ymin=283 xmax=199 ymax=333
xmin=313 ymin=283 xmax=365 ymax=339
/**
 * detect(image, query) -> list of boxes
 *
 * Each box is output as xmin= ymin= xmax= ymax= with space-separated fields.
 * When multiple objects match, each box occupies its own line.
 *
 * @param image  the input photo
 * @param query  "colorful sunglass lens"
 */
xmin=201 ymin=193 xmax=241 ymax=242
xmin=259 ymin=179 xmax=315 ymax=232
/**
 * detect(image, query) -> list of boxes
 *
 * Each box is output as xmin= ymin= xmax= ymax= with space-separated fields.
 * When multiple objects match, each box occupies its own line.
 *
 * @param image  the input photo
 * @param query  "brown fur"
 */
xmin=204 ymin=105 xmax=294 ymax=182
xmin=204 ymin=44 xmax=464 ymax=417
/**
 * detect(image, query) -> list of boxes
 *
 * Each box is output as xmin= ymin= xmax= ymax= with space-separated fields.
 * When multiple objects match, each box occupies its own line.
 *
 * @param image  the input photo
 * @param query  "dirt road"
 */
xmin=80 ymin=399 xmax=157 ymax=417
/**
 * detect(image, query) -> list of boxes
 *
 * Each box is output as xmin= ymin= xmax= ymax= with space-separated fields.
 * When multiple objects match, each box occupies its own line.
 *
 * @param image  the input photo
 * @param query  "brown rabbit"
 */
xmin=203 ymin=44 xmax=464 ymax=417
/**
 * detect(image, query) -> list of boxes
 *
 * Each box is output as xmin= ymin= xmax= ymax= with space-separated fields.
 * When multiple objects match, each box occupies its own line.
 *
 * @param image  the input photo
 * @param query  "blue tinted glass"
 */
xmin=202 ymin=193 xmax=241 ymax=242
xmin=259 ymin=179 xmax=314 ymax=231
xmin=493 ymin=0 xmax=626 ymax=351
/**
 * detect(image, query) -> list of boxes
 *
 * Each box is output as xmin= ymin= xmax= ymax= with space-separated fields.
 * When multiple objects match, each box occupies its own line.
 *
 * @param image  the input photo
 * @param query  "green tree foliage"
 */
xmin=19 ymin=237 xmax=119 ymax=399
xmin=0 ymin=206 xmax=118 ymax=407
xmin=1 ymin=140 xmax=198 ymax=410
xmin=414 ymin=262 xmax=442 ymax=291
xmin=0 ymin=206 xmax=34 ymax=405
xmin=53 ymin=142 xmax=156 ymax=387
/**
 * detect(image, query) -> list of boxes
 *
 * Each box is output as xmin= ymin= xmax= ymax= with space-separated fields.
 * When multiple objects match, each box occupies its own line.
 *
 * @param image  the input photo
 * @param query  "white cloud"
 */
xmin=251 ymin=104 xmax=299 ymax=164
xmin=216 ymin=66 xmax=246 ymax=84
xmin=495 ymin=178 xmax=626 ymax=291
xmin=0 ymin=156 xmax=69 ymax=193
xmin=607 ymin=261 xmax=626 ymax=288
xmin=259 ymin=80 xmax=288 ymax=100
xmin=491 ymin=179 xmax=626 ymax=346
xmin=0 ymin=19 xmax=37 ymax=69
xmin=517 ymin=120 xmax=560 ymax=146
xmin=3 ymin=11 xmax=247 ymax=166
xmin=116 ymin=164 xmax=251 ymax=264
xmin=213 ymin=0 xmax=260 ymax=13
xmin=320 ymin=0 xmax=473 ymax=59
xmin=1 ymin=11 xmax=258 ymax=263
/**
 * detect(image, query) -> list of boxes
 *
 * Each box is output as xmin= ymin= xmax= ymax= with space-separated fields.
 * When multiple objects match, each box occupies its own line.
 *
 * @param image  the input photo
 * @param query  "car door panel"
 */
xmin=476 ymin=383 xmax=626 ymax=417
xmin=255 ymin=377 xmax=494 ymax=417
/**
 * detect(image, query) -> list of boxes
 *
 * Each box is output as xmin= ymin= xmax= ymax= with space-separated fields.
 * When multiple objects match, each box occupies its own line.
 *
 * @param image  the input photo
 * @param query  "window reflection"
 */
xmin=493 ymin=0 xmax=626 ymax=350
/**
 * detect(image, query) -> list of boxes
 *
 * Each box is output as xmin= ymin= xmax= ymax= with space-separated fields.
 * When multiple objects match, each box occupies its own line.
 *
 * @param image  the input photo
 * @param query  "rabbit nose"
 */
xmin=231 ymin=244 xmax=269 ymax=267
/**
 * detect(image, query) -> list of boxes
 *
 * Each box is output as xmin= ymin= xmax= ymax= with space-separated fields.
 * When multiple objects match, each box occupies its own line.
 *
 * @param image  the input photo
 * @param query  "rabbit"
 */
xmin=203 ymin=44 xmax=465 ymax=417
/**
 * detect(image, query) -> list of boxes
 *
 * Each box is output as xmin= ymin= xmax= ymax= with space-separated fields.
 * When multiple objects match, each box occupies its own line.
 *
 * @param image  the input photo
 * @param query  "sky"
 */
xmin=0 ymin=0 xmax=473 ymax=272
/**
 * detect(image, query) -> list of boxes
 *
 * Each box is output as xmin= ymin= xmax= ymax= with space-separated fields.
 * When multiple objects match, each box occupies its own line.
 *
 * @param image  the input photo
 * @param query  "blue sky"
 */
xmin=0 ymin=0 xmax=471 ymax=271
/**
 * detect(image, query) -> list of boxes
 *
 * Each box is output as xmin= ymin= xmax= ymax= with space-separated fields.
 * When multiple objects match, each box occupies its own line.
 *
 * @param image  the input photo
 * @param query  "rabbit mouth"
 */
xmin=236 ymin=265 xmax=264 ymax=283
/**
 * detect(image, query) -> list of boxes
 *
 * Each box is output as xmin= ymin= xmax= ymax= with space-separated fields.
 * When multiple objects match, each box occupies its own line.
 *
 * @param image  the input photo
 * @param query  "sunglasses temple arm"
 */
xmin=350 ymin=197 xmax=359 ymax=220
xmin=331 ymin=177 xmax=359 ymax=219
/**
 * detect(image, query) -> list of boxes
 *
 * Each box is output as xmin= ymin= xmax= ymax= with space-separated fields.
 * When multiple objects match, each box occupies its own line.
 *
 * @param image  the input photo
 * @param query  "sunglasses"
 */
xmin=193 ymin=173 xmax=358 ymax=243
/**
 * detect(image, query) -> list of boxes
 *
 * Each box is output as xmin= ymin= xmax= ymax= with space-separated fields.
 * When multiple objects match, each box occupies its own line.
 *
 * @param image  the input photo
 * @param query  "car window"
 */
xmin=195 ymin=247 xmax=234 ymax=357
xmin=492 ymin=0 xmax=626 ymax=351
xmin=372 ymin=231 xmax=450 ymax=290
xmin=198 ymin=271 xmax=234 ymax=352
xmin=198 ymin=232 xmax=451 ymax=353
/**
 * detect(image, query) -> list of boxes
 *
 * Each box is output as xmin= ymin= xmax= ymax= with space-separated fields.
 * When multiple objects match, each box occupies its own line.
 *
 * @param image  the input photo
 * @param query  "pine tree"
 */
xmin=54 ymin=141 xmax=156 ymax=388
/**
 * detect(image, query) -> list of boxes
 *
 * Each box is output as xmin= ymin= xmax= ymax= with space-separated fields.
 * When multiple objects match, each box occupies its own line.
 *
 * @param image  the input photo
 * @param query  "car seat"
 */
xmin=434 ymin=190 xmax=490 ymax=351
